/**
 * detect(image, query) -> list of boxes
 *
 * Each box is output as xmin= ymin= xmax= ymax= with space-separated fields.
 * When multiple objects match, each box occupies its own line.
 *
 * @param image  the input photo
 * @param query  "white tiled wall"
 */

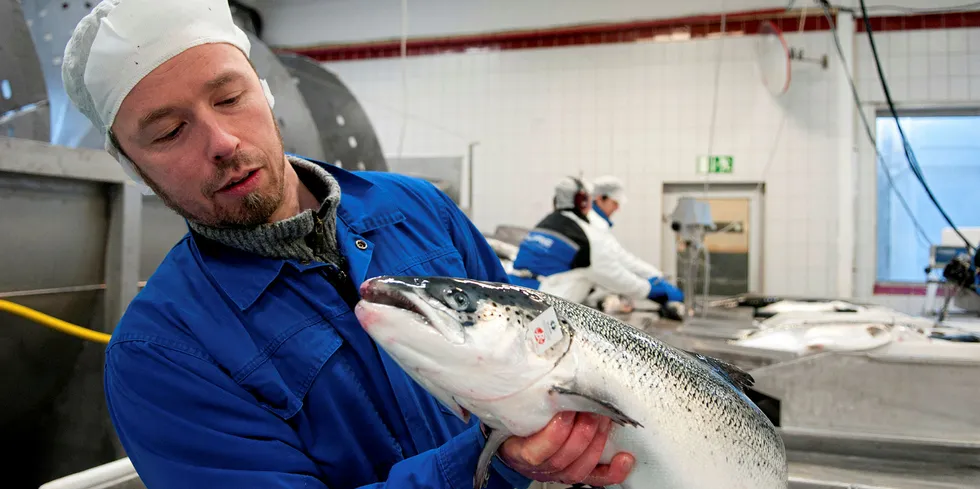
xmin=855 ymin=28 xmax=980 ymax=104
xmin=852 ymin=27 xmax=980 ymax=299
xmin=327 ymin=31 xmax=845 ymax=296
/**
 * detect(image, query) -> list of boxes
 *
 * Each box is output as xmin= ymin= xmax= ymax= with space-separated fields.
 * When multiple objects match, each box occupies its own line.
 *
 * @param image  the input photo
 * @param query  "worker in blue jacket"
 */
xmin=62 ymin=1 xmax=633 ymax=488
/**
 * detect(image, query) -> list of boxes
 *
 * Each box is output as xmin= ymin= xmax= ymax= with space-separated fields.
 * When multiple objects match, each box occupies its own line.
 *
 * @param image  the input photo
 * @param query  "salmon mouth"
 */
xmin=359 ymin=278 xmax=430 ymax=322
xmin=357 ymin=277 xmax=468 ymax=345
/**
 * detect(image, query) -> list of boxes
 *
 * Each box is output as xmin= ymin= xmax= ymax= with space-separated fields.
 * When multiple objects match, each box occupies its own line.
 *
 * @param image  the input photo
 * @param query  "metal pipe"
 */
xmin=701 ymin=244 xmax=712 ymax=317
xmin=684 ymin=239 xmax=700 ymax=312
xmin=467 ymin=141 xmax=479 ymax=216
xmin=0 ymin=99 xmax=49 ymax=126
xmin=0 ymin=281 xmax=147 ymax=299
xmin=0 ymin=284 xmax=105 ymax=299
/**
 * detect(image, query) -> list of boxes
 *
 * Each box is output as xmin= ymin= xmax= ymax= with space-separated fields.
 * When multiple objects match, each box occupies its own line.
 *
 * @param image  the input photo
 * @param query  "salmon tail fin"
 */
xmin=684 ymin=350 xmax=755 ymax=392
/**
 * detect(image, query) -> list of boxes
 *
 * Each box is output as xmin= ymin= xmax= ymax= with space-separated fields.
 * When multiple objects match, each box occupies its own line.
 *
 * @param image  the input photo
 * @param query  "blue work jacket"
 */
xmin=507 ymin=211 xmax=590 ymax=289
xmin=104 ymin=160 xmax=532 ymax=489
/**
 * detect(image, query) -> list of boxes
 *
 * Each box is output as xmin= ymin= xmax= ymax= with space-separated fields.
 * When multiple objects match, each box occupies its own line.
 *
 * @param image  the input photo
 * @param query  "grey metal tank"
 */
xmin=1 ymin=2 xmax=391 ymax=487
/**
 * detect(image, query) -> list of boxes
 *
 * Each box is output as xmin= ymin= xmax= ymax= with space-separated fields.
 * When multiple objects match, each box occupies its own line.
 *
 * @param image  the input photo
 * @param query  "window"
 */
xmin=876 ymin=113 xmax=980 ymax=283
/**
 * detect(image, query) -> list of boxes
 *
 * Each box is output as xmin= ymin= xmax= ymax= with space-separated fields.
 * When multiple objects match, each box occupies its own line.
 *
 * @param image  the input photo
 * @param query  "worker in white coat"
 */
xmin=588 ymin=176 xmax=685 ymax=320
xmin=508 ymin=177 xmax=670 ymax=310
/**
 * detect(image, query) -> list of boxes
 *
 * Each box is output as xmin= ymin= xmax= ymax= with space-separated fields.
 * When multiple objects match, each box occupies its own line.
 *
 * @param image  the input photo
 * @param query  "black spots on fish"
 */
xmin=459 ymin=312 xmax=479 ymax=327
xmin=505 ymin=307 xmax=511 ymax=312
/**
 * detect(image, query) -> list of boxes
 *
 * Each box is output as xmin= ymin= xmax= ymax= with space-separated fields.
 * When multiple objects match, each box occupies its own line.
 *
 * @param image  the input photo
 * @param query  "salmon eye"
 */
xmin=441 ymin=287 xmax=474 ymax=313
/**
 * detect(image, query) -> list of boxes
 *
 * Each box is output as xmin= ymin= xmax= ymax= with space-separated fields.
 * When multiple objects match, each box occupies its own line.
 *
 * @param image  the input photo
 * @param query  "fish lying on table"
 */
xmin=355 ymin=276 xmax=788 ymax=489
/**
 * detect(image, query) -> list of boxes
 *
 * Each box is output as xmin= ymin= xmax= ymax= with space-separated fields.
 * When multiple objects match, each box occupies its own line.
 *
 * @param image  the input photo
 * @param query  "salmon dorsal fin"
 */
xmin=684 ymin=350 xmax=755 ymax=392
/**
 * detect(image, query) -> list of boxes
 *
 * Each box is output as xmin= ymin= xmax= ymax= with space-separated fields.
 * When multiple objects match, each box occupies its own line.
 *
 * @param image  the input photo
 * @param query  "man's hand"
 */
xmin=497 ymin=412 xmax=634 ymax=486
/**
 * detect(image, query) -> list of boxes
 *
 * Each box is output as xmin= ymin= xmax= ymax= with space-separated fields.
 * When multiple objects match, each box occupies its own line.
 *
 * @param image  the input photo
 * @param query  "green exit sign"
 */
xmin=696 ymin=155 xmax=734 ymax=174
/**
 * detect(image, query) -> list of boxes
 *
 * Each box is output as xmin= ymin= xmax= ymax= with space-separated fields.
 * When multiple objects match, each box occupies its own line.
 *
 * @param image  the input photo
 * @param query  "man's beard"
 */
xmin=201 ymin=149 xmax=284 ymax=228
xmin=135 ymin=127 xmax=287 ymax=229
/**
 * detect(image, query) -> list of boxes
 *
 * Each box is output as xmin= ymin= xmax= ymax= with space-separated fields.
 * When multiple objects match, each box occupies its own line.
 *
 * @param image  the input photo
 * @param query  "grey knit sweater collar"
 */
xmin=189 ymin=156 xmax=342 ymax=264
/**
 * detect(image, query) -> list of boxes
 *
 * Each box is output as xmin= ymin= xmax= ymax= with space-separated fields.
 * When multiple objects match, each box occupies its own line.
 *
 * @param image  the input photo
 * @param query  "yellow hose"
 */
xmin=0 ymin=299 xmax=111 ymax=344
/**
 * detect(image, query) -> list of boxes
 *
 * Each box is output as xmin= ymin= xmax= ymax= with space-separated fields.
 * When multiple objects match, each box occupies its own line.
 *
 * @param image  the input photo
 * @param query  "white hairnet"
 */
xmin=62 ymin=0 xmax=276 ymax=185
xmin=554 ymin=176 xmax=593 ymax=210
xmin=593 ymin=175 xmax=627 ymax=205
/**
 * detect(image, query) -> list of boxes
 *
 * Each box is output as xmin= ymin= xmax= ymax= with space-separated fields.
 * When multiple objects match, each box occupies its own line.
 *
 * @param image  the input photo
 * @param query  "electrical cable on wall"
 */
xmin=703 ymin=12 xmax=727 ymax=199
xmin=818 ymin=2 xmax=933 ymax=248
xmin=841 ymin=1 xmax=980 ymax=14
xmin=854 ymin=0 xmax=976 ymax=252
xmin=754 ymin=7 xmax=809 ymax=193
xmin=696 ymin=4 xmax=729 ymax=313
xmin=694 ymin=5 xmax=804 ymax=308
xmin=396 ymin=0 xmax=410 ymax=160
xmin=360 ymin=95 xmax=471 ymax=142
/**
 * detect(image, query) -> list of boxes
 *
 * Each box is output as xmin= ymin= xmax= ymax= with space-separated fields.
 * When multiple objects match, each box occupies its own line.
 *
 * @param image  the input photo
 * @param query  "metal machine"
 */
xmin=669 ymin=197 xmax=714 ymax=313
xmin=1 ymin=2 xmax=393 ymax=487
xmin=924 ymin=227 xmax=980 ymax=322
xmin=0 ymin=0 xmax=50 ymax=142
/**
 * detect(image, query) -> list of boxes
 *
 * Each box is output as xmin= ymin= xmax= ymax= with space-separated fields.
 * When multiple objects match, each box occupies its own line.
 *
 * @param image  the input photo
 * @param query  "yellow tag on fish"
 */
xmin=528 ymin=307 xmax=562 ymax=355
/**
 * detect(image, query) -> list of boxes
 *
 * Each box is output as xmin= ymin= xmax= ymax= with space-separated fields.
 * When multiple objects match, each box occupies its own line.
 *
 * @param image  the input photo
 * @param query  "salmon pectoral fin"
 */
xmin=548 ymin=385 xmax=643 ymax=428
xmin=473 ymin=427 xmax=511 ymax=489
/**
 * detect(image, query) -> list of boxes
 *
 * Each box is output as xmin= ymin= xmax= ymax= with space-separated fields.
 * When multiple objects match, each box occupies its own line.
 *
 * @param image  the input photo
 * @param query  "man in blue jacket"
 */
xmin=509 ymin=177 xmax=676 ymax=313
xmin=61 ymin=1 xmax=634 ymax=488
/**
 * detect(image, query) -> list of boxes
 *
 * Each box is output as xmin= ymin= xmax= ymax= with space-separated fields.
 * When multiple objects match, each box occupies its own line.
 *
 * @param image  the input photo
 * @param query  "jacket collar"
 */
xmin=556 ymin=207 xmax=589 ymax=223
xmin=592 ymin=202 xmax=613 ymax=227
xmin=191 ymin=156 xmax=406 ymax=310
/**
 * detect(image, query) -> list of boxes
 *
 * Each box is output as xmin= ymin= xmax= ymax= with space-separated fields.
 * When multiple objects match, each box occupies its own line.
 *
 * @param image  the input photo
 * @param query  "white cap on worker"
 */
xmin=593 ymin=175 xmax=627 ymax=205
xmin=61 ymin=0 xmax=276 ymax=185
xmin=554 ymin=176 xmax=593 ymax=210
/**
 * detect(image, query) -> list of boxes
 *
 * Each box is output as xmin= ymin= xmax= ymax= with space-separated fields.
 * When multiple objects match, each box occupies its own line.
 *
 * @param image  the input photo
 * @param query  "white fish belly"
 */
xmin=606 ymin=421 xmax=784 ymax=489
xmin=573 ymin=336 xmax=787 ymax=489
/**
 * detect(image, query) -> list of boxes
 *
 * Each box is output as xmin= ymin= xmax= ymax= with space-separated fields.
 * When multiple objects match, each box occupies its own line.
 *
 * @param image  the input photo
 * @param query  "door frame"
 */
xmin=661 ymin=183 xmax=765 ymax=294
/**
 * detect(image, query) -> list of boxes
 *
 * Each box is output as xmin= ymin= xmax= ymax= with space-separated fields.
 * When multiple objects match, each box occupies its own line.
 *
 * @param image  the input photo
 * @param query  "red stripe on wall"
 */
xmin=859 ymin=11 xmax=980 ymax=32
xmin=873 ymin=283 xmax=929 ymax=296
xmin=282 ymin=9 xmax=980 ymax=63
xmin=283 ymin=8 xmax=813 ymax=62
